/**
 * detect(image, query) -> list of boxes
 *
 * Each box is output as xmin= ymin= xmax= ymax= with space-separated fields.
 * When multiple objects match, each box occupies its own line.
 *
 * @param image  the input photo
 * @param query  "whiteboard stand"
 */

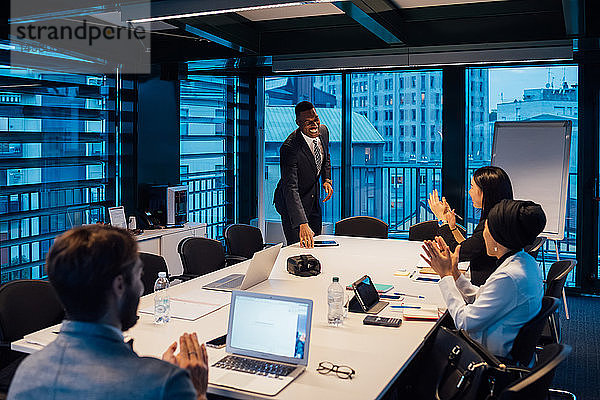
xmin=553 ymin=239 xmax=570 ymax=320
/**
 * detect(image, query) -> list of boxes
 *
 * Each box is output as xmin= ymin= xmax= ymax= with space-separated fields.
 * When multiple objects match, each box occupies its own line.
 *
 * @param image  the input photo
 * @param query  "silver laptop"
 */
xmin=210 ymin=290 xmax=313 ymax=396
xmin=202 ymin=243 xmax=282 ymax=291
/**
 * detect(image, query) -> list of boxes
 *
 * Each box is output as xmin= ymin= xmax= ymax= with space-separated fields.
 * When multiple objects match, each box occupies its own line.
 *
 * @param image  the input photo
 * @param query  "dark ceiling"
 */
xmin=3 ymin=0 xmax=599 ymax=67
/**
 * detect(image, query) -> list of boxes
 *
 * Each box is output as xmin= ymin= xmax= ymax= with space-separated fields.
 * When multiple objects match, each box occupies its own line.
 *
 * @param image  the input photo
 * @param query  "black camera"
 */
xmin=286 ymin=255 xmax=321 ymax=277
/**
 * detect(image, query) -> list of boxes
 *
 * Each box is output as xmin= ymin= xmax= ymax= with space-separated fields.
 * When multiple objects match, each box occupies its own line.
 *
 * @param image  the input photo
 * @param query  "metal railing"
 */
xmin=181 ymin=171 xmax=230 ymax=240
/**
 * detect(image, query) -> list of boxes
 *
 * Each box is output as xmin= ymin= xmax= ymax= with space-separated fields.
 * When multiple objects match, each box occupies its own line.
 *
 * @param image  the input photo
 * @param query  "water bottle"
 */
xmin=327 ymin=277 xmax=344 ymax=326
xmin=153 ymin=272 xmax=170 ymax=324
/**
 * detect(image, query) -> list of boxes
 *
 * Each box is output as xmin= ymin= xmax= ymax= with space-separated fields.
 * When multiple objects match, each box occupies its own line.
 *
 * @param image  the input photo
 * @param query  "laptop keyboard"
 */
xmin=213 ymin=355 xmax=295 ymax=377
xmin=218 ymin=276 xmax=244 ymax=289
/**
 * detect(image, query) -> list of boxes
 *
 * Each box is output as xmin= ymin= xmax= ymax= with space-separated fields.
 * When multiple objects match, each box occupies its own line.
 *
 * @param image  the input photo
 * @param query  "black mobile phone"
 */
xmin=206 ymin=334 xmax=227 ymax=349
xmin=314 ymin=240 xmax=339 ymax=247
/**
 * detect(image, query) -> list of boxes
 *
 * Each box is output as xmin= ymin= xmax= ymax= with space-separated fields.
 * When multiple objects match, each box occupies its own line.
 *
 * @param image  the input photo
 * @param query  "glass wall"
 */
xmin=350 ymin=71 xmax=443 ymax=235
xmin=466 ymin=65 xmax=578 ymax=284
xmin=0 ymin=67 xmax=121 ymax=283
xmin=262 ymin=74 xmax=342 ymax=228
xmin=180 ymin=76 xmax=237 ymax=239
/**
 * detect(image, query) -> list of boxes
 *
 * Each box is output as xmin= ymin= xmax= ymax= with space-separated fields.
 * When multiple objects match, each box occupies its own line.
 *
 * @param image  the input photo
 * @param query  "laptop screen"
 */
xmin=227 ymin=291 xmax=313 ymax=366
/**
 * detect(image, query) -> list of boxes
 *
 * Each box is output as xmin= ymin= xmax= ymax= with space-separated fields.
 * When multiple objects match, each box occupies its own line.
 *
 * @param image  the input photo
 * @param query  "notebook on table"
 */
xmin=209 ymin=290 xmax=313 ymax=396
xmin=203 ymin=243 xmax=282 ymax=292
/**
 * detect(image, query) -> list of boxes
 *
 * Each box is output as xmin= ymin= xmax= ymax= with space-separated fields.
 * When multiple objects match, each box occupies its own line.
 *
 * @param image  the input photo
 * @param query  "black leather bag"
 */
xmin=286 ymin=255 xmax=321 ymax=277
xmin=408 ymin=326 xmax=524 ymax=400
xmin=432 ymin=326 xmax=525 ymax=400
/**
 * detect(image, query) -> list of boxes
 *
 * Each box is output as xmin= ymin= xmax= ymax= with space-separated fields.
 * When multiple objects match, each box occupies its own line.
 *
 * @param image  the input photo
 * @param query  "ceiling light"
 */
xmin=128 ymin=1 xmax=336 ymax=23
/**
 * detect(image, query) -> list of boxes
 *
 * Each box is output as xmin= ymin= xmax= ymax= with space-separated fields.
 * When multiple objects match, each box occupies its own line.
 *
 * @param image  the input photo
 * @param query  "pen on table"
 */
xmin=394 ymin=292 xmax=425 ymax=299
xmin=390 ymin=305 xmax=421 ymax=309
xmin=25 ymin=339 xmax=46 ymax=347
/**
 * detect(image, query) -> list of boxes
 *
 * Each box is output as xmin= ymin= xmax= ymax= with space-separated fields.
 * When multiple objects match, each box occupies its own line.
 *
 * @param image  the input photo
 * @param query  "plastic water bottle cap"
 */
xmin=158 ymin=272 xmax=167 ymax=278
xmin=332 ymin=277 xmax=339 ymax=282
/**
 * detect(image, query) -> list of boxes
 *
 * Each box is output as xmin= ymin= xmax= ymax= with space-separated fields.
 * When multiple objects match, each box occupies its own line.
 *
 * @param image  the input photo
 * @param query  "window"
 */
xmin=0 ymin=67 xmax=125 ymax=283
xmin=351 ymin=70 xmax=442 ymax=236
xmin=180 ymin=76 xmax=238 ymax=239
xmin=261 ymin=74 xmax=342 ymax=225
xmin=466 ymin=65 xmax=578 ymax=285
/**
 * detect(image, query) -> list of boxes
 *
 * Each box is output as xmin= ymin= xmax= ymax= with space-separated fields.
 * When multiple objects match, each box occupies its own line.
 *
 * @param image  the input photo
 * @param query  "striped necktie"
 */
xmin=313 ymin=138 xmax=322 ymax=173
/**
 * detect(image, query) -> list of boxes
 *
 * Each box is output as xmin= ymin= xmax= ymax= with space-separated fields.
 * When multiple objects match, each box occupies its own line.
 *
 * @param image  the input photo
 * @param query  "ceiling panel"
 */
xmin=237 ymin=3 xmax=344 ymax=22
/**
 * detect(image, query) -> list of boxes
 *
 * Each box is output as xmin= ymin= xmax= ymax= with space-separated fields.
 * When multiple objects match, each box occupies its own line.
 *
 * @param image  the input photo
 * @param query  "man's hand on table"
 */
xmin=299 ymin=223 xmax=314 ymax=248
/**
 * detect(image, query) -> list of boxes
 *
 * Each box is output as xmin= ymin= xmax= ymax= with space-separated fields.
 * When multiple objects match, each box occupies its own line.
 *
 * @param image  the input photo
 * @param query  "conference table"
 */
xmin=13 ymin=235 xmax=448 ymax=399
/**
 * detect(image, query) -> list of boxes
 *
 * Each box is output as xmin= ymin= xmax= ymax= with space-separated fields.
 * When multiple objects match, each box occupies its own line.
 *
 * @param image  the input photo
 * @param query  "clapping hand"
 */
xmin=428 ymin=189 xmax=450 ymax=221
xmin=420 ymin=236 xmax=460 ymax=278
xmin=162 ymin=333 xmax=209 ymax=400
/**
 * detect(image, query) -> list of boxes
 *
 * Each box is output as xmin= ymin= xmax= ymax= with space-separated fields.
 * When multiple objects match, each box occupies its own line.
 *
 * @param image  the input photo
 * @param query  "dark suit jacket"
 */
xmin=273 ymin=125 xmax=332 ymax=228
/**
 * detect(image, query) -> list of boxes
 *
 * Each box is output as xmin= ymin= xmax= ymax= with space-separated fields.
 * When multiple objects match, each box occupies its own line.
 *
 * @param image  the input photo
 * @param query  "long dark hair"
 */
xmin=473 ymin=166 xmax=513 ymax=220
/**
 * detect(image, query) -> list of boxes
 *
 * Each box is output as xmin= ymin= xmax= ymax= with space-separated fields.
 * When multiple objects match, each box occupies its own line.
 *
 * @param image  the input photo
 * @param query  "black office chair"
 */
xmin=176 ymin=237 xmax=241 ymax=281
xmin=408 ymin=220 xmax=466 ymax=243
xmin=541 ymin=259 xmax=576 ymax=344
xmin=224 ymin=224 xmax=271 ymax=262
xmin=509 ymin=296 xmax=560 ymax=367
xmin=408 ymin=220 xmax=439 ymax=241
xmin=139 ymin=252 xmax=170 ymax=296
xmin=0 ymin=280 xmax=65 ymax=393
xmin=334 ymin=216 xmax=389 ymax=239
xmin=524 ymin=236 xmax=546 ymax=260
xmin=498 ymin=344 xmax=571 ymax=400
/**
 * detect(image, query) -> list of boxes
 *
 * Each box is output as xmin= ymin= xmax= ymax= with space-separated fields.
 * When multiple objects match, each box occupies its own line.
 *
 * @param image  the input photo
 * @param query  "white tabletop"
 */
xmin=13 ymin=235 xmax=445 ymax=400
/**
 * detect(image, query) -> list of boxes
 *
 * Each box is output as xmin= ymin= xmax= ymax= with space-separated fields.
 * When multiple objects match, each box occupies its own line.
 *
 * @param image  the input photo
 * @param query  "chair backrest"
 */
xmin=335 ymin=216 xmax=389 ymax=239
xmin=139 ymin=252 xmax=169 ymax=296
xmin=524 ymin=236 xmax=546 ymax=259
xmin=225 ymin=224 xmax=264 ymax=259
xmin=177 ymin=237 xmax=226 ymax=277
xmin=408 ymin=220 xmax=439 ymax=241
xmin=509 ymin=296 xmax=560 ymax=366
xmin=0 ymin=280 xmax=64 ymax=343
xmin=545 ymin=260 xmax=576 ymax=299
xmin=499 ymin=343 xmax=571 ymax=400
xmin=408 ymin=220 xmax=466 ymax=243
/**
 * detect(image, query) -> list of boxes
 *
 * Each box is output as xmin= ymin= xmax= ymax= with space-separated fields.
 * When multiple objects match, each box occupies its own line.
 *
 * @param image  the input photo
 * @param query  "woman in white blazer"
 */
xmin=421 ymin=199 xmax=546 ymax=358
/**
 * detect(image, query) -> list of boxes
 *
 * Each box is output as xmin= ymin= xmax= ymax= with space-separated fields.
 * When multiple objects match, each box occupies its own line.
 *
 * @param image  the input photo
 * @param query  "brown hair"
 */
xmin=47 ymin=225 xmax=138 ymax=321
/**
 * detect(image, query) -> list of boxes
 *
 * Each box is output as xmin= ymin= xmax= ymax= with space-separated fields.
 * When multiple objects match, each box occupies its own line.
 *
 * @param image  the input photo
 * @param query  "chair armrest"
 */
xmin=225 ymin=255 xmax=248 ymax=266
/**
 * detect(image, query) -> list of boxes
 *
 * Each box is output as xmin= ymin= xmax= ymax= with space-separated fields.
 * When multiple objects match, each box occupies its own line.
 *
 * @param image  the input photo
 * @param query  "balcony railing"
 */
xmin=181 ymin=170 xmax=230 ymax=239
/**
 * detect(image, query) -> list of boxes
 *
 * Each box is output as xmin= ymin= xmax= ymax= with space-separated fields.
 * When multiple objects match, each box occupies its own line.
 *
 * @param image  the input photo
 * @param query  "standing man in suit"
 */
xmin=8 ymin=225 xmax=208 ymax=400
xmin=274 ymin=101 xmax=333 ymax=247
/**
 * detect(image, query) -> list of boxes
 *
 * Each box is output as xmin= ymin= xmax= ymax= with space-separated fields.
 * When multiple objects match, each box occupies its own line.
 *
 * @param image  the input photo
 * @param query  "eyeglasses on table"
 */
xmin=317 ymin=361 xmax=356 ymax=380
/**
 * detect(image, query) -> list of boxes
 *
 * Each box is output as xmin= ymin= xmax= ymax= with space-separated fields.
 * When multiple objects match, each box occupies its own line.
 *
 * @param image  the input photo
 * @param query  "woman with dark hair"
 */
xmin=421 ymin=199 xmax=546 ymax=358
xmin=428 ymin=166 xmax=514 ymax=285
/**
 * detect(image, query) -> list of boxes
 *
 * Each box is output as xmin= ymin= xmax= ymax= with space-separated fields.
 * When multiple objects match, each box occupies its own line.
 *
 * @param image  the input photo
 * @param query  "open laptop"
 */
xmin=210 ymin=290 xmax=313 ymax=396
xmin=202 ymin=243 xmax=282 ymax=291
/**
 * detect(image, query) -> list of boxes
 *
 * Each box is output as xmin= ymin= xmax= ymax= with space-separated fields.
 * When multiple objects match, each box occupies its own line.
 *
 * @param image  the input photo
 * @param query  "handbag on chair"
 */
xmin=431 ymin=326 xmax=526 ymax=400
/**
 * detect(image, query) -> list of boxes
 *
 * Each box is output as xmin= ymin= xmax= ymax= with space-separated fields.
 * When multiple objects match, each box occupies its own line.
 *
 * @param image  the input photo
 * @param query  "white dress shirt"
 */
xmin=438 ymin=250 xmax=543 ymax=357
xmin=301 ymin=132 xmax=323 ymax=174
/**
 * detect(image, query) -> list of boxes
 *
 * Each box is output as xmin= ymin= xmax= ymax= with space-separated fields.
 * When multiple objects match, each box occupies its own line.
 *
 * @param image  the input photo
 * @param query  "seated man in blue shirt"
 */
xmin=8 ymin=225 xmax=208 ymax=400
